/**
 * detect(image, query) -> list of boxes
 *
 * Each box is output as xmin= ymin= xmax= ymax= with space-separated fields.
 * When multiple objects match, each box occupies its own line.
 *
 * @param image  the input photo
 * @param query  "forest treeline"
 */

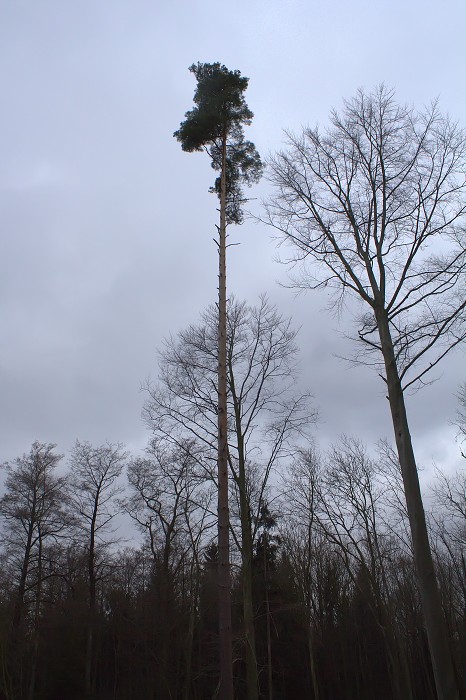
xmin=0 ymin=300 xmax=464 ymax=700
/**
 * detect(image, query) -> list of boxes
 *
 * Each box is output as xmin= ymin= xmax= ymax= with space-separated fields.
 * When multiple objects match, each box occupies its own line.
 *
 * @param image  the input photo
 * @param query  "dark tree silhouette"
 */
xmin=68 ymin=440 xmax=127 ymax=697
xmin=0 ymin=442 xmax=68 ymax=699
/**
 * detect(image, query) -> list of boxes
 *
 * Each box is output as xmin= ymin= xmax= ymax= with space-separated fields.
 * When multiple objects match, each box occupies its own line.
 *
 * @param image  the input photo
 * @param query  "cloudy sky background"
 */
xmin=1 ymin=0 xmax=465 ymax=481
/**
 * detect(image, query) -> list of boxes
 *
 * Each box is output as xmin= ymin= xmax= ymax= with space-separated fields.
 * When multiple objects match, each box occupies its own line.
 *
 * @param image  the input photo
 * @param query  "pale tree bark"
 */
xmin=217 ymin=128 xmax=234 ymax=700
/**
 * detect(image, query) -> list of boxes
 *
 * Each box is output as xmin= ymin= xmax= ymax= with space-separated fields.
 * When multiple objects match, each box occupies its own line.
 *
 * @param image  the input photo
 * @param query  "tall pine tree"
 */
xmin=175 ymin=62 xmax=262 ymax=700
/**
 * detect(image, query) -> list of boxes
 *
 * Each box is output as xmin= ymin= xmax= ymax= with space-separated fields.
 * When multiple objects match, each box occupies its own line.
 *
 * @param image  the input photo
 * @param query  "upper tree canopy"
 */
xmin=266 ymin=86 xmax=466 ymax=390
xmin=174 ymin=62 xmax=262 ymax=224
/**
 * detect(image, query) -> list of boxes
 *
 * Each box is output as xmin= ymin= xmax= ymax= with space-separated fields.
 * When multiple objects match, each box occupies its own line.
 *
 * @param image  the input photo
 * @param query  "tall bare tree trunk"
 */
xmin=264 ymin=536 xmax=273 ymax=700
xmin=218 ymin=130 xmax=234 ymax=700
xmin=85 ymin=503 xmax=98 ymax=697
xmin=7 ymin=523 xmax=35 ymax=700
xmin=158 ymin=543 xmax=173 ymax=700
xmin=307 ymin=630 xmax=319 ymax=700
xmin=240 ymin=513 xmax=258 ymax=700
xmin=28 ymin=529 xmax=43 ymax=700
xmin=183 ymin=561 xmax=198 ymax=700
xmin=12 ymin=523 xmax=34 ymax=633
xmin=233 ymin=407 xmax=258 ymax=700
xmin=376 ymin=307 xmax=459 ymax=700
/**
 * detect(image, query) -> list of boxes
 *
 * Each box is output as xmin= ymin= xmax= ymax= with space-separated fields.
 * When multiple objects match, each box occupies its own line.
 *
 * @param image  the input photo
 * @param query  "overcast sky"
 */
xmin=1 ymin=0 xmax=465 ymax=479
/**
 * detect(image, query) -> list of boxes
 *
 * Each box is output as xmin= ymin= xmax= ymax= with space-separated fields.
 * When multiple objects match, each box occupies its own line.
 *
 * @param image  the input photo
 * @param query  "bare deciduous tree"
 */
xmin=429 ymin=468 xmax=466 ymax=696
xmin=1 ymin=443 xmax=67 ymax=631
xmin=322 ymin=439 xmax=412 ymax=699
xmin=280 ymin=444 xmax=323 ymax=700
xmin=266 ymin=86 xmax=465 ymax=700
xmin=125 ymin=440 xmax=215 ymax=700
xmin=68 ymin=440 xmax=127 ymax=697
xmin=0 ymin=441 xmax=69 ymax=699
xmin=144 ymin=296 xmax=312 ymax=698
xmin=430 ymin=468 xmax=465 ymax=590
xmin=282 ymin=439 xmax=414 ymax=700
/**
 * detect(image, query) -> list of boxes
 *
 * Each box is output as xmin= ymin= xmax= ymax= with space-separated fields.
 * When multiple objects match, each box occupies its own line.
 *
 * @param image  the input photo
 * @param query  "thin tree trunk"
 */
xmin=217 ymin=129 xmax=234 ymax=700
xmin=307 ymin=629 xmax=319 ymax=700
xmin=159 ymin=547 xmax=172 ymax=700
xmin=12 ymin=524 xmax=34 ymax=633
xmin=264 ymin=539 xmax=273 ymax=700
xmin=235 ymin=420 xmax=258 ymax=700
xmin=183 ymin=563 xmax=198 ymax=700
xmin=9 ymin=523 xmax=34 ymax=700
xmin=241 ymin=525 xmax=258 ymax=700
xmin=379 ymin=612 xmax=412 ymax=700
xmin=376 ymin=308 xmax=459 ymax=700
xmin=28 ymin=529 xmax=42 ymax=700
xmin=86 ymin=506 xmax=98 ymax=696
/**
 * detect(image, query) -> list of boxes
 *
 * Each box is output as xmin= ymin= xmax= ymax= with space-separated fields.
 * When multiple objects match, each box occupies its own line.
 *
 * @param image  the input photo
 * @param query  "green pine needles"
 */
xmin=174 ymin=62 xmax=262 ymax=224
